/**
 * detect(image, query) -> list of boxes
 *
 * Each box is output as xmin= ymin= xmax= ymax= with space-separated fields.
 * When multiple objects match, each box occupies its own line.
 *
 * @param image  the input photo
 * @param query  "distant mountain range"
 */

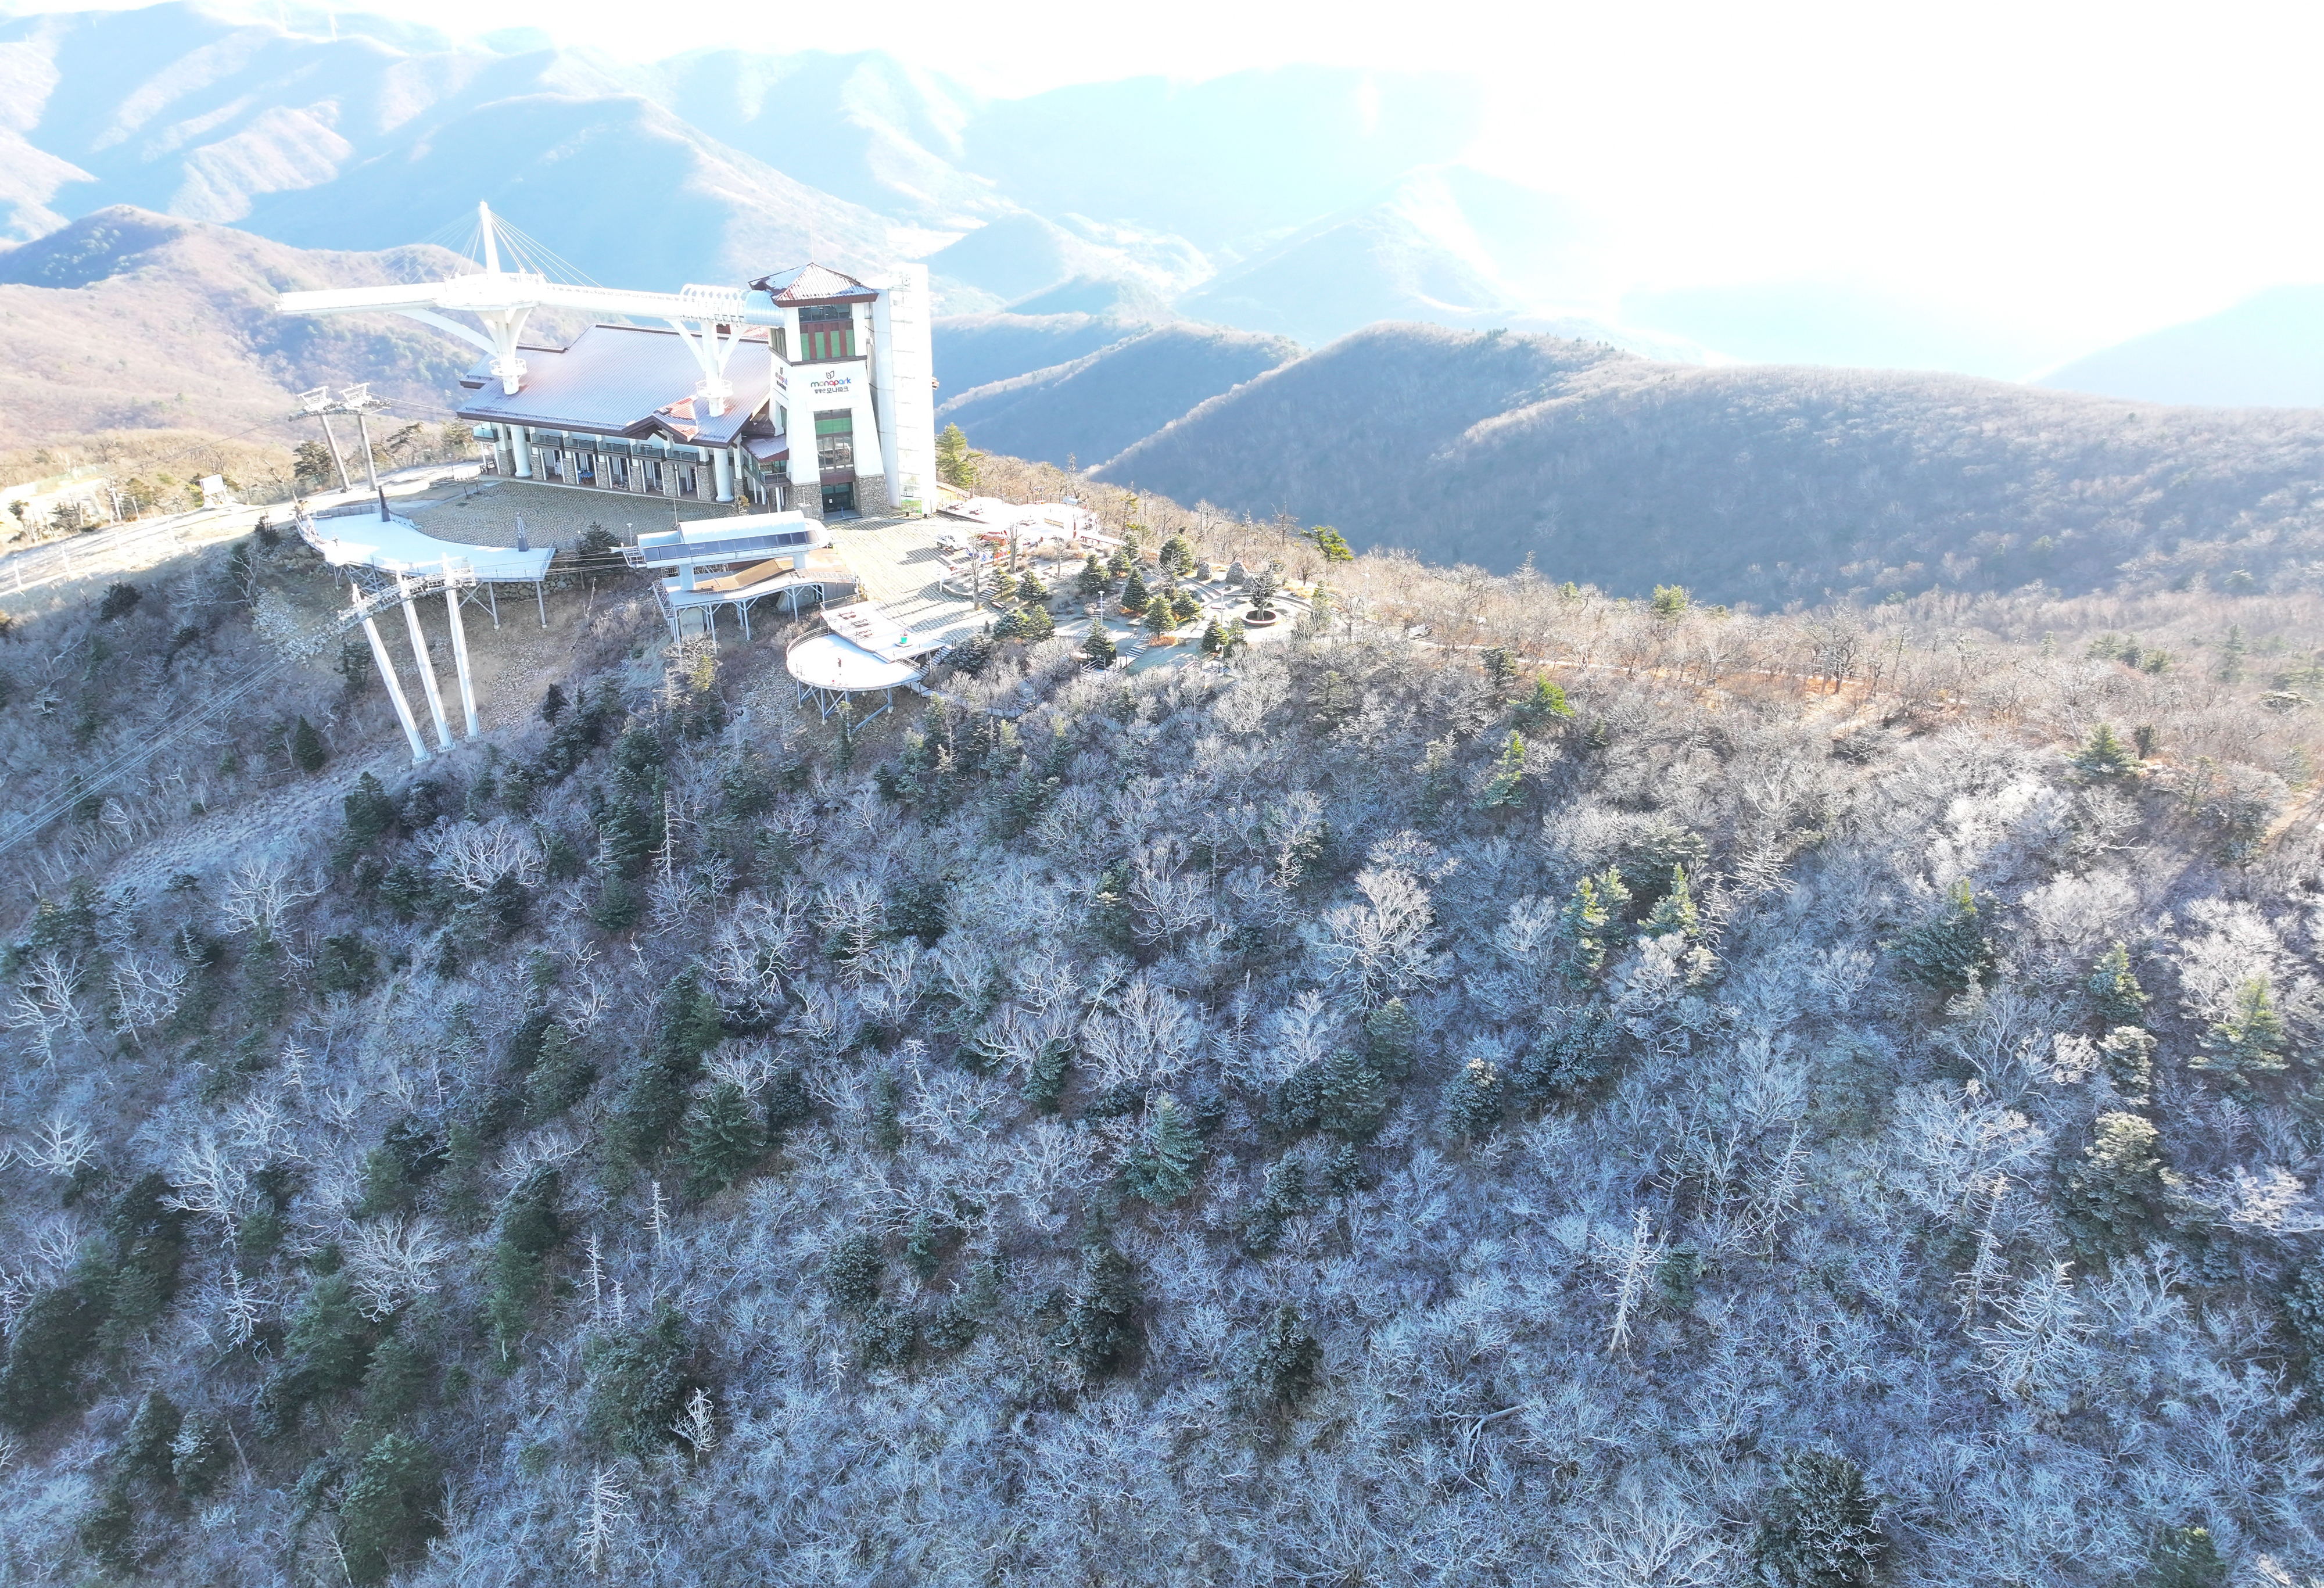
xmin=9 ymin=206 xmax=2323 ymax=605
xmin=0 ymin=2 xmax=1700 ymax=359
xmin=0 ymin=207 xmax=491 ymax=442
xmin=2035 ymin=286 xmax=2324 ymax=409
xmin=1090 ymin=324 xmax=2324 ymax=602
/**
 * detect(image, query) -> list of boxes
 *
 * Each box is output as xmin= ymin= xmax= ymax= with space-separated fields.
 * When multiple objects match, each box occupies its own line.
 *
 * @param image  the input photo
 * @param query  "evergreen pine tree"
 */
xmin=1125 ymin=1095 xmax=1203 ymax=1205
xmin=76 ymin=1480 xmax=137 ymax=1571
xmin=2194 ymin=977 xmax=2288 ymax=1086
xmin=341 ymin=772 xmax=397 ymax=851
xmin=1077 ymin=553 xmax=1108 ymax=600
xmin=485 ymin=1167 xmax=562 ymax=1367
xmin=1142 ymin=597 xmax=1175 ymax=640
xmin=2088 ymin=941 xmax=2150 ymax=1026
xmin=1023 ymin=1036 xmax=1073 ymax=1114
xmin=171 ymin=1410 xmax=230 ymax=1497
xmin=1235 ymin=1303 xmax=1322 ymax=1412
xmin=1322 ymin=1139 xmax=1365 ymax=1196
xmin=1751 ymin=1450 xmax=1887 ymax=1588
xmin=870 ymin=1070 xmax=904 ymax=1151
xmin=2283 ymin=1263 xmax=2324 ymax=1384
xmin=934 ymin=422 xmax=978 ymax=489
xmin=2099 ymin=1026 xmax=2157 ymax=1103
xmin=906 ymin=1211 xmax=942 ymax=1279
xmin=2073 ymin=721 xmax=2139 ymax=776
xmin=1363 ymin=999 xmax=1421 ymax=1081
xmin=2061 ymin=1111 xmax=2169 ymax=1264
xmin=2149 ymin=1525 xmax=2228 ymax=1588
xmin=826 ymin=1234 xmax=881 ymax=1313
xmin=355 ymin=1332 xmax=430 ymax=1439
xmin=290 ymin=716 xmax=326 ymax=773
xmin=1170 ymin=589 xmax=1202 ymax=625
xmin=582 ymin=1303 xmax=694 ymax=1458
xmin=1441 ymin=1055 xmax=1503 ymax=1138
xmin=338 ymin=1433 xmax=444 ymax=1586
xmin=540 ymin=682 xmax=567 ymax=724
xmin=1512 ymin=675 xmax=1573 ymax=730
xmin=1415 ymin=736 xmax=1460 ymax=822
xmin=1081 ymin=623 xmax=1117 ymax=671
xmin=589 ymin=869 xmax=641 ymax=933
xmin=1642 ymin=863 xmax=1698 ymax=939
xmin=1318 ymin=1047 xmax=1389 ymax=1139
xmin=1891 ymin=879 xmax=1992 ymax=991
xmin=682 ymin=1080 xmax=763 ymax=1199
xmin=526 ymin=1023 xmax=598 ymax=1123
xmin=764 ymin=1066 xmax=811 ymax=1142
xmin=1121 ymin=565 xmax=1151 ymax=615
xmin=1476 ymin=730 xmax=1529 ymax=809
xmin=1159 ymin=533 xmax=1196 ymax=576
xmin=121 ymin=1389 xmax=184 ymax=1484
xmin=1239 ymin=1155 xmax=1311 ymax=1256
xmin=1018 ymin=603 xmax=1056 ymax=643
xmin=1556 ymin=868 xmax=1630 ymax=988
xmin=1018 ymin=567 xmax=1050 ymax=601
xmin=1049 ymin=1244 xmax=1141 ymax=1377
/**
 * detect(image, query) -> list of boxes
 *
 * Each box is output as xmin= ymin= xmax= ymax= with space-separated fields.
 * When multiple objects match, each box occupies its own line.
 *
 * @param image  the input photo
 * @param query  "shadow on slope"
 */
xmin=939 ymin=324 xmax=1300 ymax=471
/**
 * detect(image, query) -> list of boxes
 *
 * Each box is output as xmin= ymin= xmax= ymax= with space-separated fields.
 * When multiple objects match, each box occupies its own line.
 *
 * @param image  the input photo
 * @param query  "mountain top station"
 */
xmin=277 ymin=206 xmax=935 ymax=524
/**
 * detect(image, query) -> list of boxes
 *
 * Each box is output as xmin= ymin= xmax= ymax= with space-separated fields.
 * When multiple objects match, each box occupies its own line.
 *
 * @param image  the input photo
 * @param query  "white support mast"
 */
xmin=442 ymin=560 xmax=481 ymax=739
xmin=398 ymin=576 xmax=456 ymax=751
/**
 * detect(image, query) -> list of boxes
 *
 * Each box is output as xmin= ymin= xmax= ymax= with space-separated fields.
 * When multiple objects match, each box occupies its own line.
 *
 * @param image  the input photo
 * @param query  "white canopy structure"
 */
xmin=277 ymin=203 xmax=777 ymax=415
xmin=303 ymin=511 xmax=555 ymax=584
xmin=786 ymin=601 xmax=948 ymax=726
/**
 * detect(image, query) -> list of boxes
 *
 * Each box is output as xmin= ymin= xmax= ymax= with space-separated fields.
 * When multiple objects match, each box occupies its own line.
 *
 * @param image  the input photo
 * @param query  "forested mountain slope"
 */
xmin=930 ymin=309 xmax=1161 ymax=396
xmin=937 ymin=323 xmax=1300 ymax=471
xmin=1 ymin=515 xmax=2322 ymax=1586
xmin=1099 ymin=324 xmax=2324 ymax=603
xmin=0 ymin=207 xmax=497 ymax=445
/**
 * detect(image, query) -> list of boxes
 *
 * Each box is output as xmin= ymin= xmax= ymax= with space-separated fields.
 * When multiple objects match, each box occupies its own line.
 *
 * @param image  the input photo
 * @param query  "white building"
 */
xmin=458 ymin=261 xmax=933 ymax=522
xmin=277 ymin=206 xmax=935 ymax=524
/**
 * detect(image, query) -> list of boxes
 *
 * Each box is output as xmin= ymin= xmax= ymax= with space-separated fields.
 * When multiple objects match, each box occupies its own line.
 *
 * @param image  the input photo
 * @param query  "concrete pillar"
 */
xmin=510 ymin=425 xmax=533 ymax=478
xmin=361 ymin=605 xmax=429 ymax=763
xmin=443 ymin=564 xmax=480 ymax=738
xmin=713 ymin=447 xmax=734 ymax=503
xmin=400 ymin=585 xmax=454 ymax=750
xmin=662 ymin=460 xmax=680 ymax=497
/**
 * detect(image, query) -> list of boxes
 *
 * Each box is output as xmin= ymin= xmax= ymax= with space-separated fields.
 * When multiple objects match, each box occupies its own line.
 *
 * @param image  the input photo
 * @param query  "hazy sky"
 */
xmin=12 ymin=0 xmax=2315 ymax=372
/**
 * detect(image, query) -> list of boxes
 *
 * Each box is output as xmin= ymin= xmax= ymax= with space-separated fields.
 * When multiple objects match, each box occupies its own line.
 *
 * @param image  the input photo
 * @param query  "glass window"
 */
xmin=815 ymin=410 xmax=853 ymax=472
